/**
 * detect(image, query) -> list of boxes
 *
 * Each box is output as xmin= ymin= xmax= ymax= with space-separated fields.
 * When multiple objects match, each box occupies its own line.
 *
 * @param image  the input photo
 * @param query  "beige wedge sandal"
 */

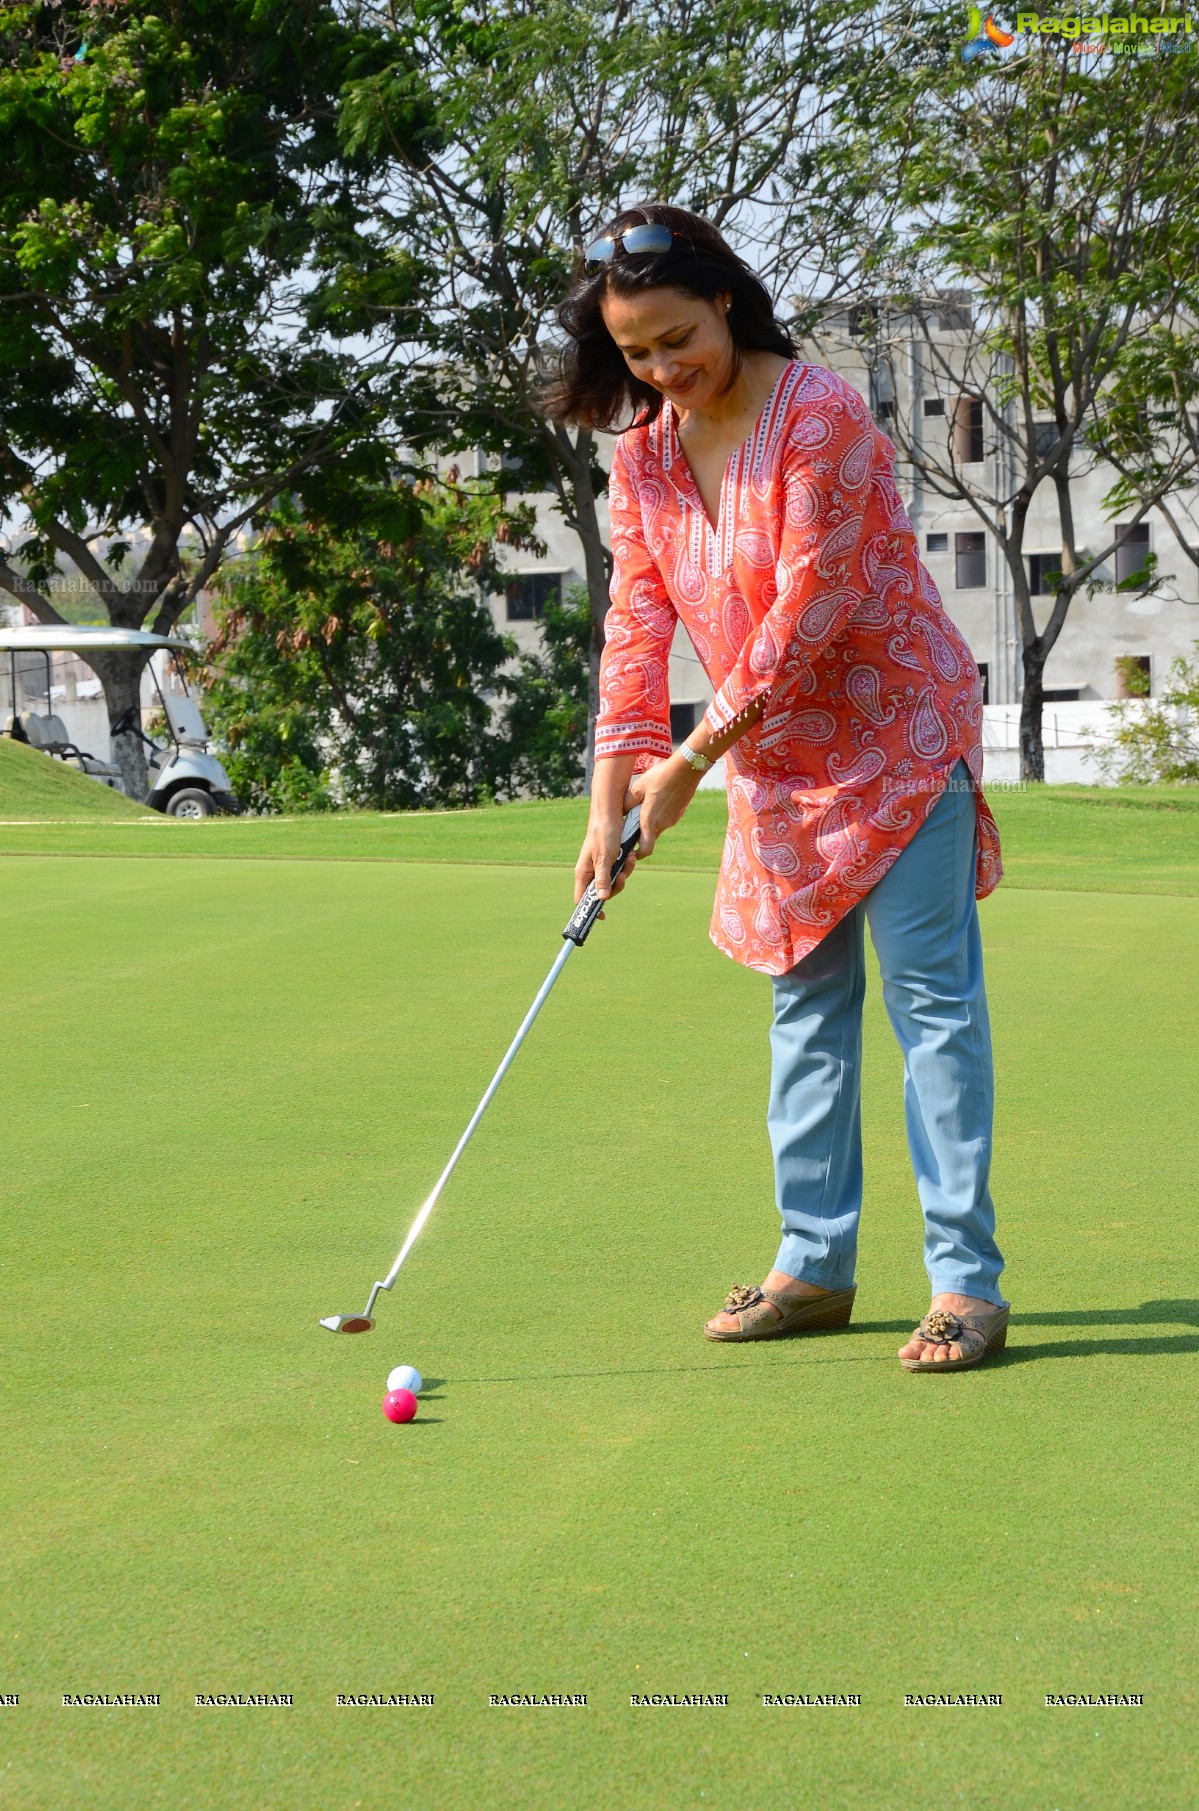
xmin=899 ymin=1304 xmax=1010 ymax=1372
xmin=703 ymin=1282 xmax=857 ymax=1343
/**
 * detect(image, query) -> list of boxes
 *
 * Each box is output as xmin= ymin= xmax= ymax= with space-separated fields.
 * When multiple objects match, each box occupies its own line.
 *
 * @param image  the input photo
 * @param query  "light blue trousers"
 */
xmin=768 ymin=760 xmax=1007 ymax=1307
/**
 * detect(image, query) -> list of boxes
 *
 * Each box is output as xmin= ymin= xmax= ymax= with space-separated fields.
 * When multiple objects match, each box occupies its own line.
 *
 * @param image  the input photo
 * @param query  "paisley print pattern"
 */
xmin=596 ymin=361 xmax=1003 ymax=975
xmin=845 ymin=663 xmax=895 ymax=726
xmin=909 ymin=684 xmax=950 ymax=759
xmin=827 ymin=745 xmax=888 ymax=787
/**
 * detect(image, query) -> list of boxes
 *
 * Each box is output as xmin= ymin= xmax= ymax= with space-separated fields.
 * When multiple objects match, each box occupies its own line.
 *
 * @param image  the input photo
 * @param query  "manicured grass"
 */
xmin=0 ymin=805 xmax=1195 ymax=1808
xmin=0 ymin=782 xmax=1197 ymax=897
xmin=0 ymin=733 xmax=154 ymax=819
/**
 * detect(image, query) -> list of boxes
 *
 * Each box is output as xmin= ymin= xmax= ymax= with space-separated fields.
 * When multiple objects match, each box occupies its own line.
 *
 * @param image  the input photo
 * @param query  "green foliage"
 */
xmin=882 ymin=15 xmax=1199 ymax=458
xmin=205 ymin=482 xmax=513 ymax=813
xmin=1114 ymin=653 xmax=1152 ymax=699
xmin=203 ymin=478 xmax=587 ymax=813
xmin=498 ymin=587 xmax=589 ymax=798
xmin=1088 ymin=645 xmax=1199 ymax=785
xmin=841 ymin=12 xmax=1199 ymax=779
xmin=0 ymin=0 xmax=413 ymax=631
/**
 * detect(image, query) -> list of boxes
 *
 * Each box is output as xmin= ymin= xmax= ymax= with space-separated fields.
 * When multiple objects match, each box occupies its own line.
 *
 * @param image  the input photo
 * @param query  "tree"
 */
xmin=204 ymin=476 xmax=549 ymax=811
xmin=0 ymin=0 xmax=419 ymax=796
xmin=1086 ymin=647 xmax=1199 ymax=785
xmin=834 ymin=20 xmax=1199 ymax=780
xmin=337 ymin=0 xmax=896 ymax=782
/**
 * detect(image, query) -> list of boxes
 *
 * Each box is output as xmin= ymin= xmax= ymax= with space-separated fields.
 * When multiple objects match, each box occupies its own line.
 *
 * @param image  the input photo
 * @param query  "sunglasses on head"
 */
xmin=584 ymin=224 xmax=690 ymax=269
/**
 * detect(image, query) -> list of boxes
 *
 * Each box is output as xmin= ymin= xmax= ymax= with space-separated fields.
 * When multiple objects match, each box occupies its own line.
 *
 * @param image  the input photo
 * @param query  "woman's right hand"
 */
xmin=573 ymin=811 xmax=637 ymax=907
xmin=574 ymin=753 xmax=639 ymax=907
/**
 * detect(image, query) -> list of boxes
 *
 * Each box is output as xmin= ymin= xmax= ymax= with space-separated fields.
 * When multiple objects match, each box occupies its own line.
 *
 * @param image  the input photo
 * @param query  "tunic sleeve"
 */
xmin=704 ymin=379 xmax=880 ymax=736
xmin=594 ymin=435 xmax=678 ymax=767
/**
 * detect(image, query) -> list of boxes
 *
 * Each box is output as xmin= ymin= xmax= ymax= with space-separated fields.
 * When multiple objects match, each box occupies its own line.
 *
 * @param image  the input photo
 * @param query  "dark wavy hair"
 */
xmin=541 ymin=202 xmax=797 ymax=433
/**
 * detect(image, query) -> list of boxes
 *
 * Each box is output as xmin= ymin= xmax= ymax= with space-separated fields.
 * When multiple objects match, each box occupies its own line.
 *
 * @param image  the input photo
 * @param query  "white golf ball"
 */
xmin=386 ymin=1364 xmax=422 ymax=1395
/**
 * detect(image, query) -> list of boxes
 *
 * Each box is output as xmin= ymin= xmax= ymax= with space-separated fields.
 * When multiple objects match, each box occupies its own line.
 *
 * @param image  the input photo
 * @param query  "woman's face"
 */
xmin=599 ymin=284 xmax=734 ymax=410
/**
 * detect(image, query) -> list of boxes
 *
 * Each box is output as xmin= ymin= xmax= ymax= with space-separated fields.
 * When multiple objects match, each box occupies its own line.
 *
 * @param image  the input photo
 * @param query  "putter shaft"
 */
xmin=358 ymin=937 xmax=577 ymax=1321
xmin=323 ymin=807 xmax=640 ymax=1332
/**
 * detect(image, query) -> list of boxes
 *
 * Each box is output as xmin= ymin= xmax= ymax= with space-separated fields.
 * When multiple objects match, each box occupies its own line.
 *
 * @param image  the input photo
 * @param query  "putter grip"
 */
xmin=562 ymin=807 xmax=641 ymax=946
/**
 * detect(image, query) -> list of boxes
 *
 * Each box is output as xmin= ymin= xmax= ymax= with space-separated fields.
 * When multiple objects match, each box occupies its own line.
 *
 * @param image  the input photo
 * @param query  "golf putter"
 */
xmin=320 ymin=806 xmax=642 ymax=1333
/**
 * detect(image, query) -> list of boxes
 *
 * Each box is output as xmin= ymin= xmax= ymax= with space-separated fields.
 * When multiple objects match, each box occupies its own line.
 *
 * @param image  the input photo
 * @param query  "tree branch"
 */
xmin=39 ymin=521 xmax=124 ymax=615
xmin=0 ymin=558 xmax=65 ymax=624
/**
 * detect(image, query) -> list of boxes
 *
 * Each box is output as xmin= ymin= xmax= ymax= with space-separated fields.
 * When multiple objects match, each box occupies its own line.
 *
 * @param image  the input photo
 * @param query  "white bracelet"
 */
xmin=676 ymin=742 xmax=714 ymax=775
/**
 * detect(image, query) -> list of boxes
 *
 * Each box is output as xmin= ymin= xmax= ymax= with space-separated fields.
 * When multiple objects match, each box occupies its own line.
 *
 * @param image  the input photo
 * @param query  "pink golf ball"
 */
xmin=382 ymin=1387 xmax=418 ymax=1424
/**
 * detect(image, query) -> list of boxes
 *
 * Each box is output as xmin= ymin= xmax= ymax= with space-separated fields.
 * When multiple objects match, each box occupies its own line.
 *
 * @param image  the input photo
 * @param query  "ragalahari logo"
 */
xmin=963 ymin=5 xmax=1017 ymax=54
xmin=963 ymin=7 xmax=1196 ymax=57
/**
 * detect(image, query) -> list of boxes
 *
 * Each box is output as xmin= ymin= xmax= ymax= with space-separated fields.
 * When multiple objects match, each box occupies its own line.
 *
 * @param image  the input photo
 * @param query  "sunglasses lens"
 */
xmin=621 ymin=225 xmax=674 ymax=256
xmin=584 ymin=237 xmax=616 ymax=267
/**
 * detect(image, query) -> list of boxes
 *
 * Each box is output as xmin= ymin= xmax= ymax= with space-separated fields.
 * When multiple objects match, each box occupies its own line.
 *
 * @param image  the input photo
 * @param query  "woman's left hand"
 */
xmin=625 ymin=753 xmax=704 ymax=858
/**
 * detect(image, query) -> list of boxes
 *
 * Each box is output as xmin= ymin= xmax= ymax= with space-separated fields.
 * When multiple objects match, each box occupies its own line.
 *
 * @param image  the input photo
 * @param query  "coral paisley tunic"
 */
xmin=595 ymin=360 xmax=1004 ymax=976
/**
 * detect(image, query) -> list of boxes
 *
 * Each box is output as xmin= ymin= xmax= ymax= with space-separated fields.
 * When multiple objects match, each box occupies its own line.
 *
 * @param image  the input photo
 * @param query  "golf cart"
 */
xmin=0 ymin=625 xmax=238 ymax=817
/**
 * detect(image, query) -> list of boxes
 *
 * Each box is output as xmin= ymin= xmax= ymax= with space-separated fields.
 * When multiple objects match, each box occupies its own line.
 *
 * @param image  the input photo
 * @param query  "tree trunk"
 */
xmin=1019 ymin=643 xmax=1046 ymax=783
xmin=91 ymin=651 xmax=151 ymax=801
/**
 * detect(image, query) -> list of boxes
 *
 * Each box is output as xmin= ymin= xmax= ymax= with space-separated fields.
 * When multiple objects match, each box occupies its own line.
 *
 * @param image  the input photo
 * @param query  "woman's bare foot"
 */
xmin=704 ymin=1270 xmax=835 ymax=1337
xmin=897 ymin=1293 xmax=1002 ymax=1364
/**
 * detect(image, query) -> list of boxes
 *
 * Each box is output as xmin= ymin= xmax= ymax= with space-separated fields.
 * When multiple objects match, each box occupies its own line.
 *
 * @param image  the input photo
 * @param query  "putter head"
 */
xmin=319 ymin=1313 xmax=374 ymax=1334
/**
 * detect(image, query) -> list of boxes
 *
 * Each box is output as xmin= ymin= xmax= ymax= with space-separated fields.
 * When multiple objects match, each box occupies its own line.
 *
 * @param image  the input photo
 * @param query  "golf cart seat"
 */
xmin=19 ymin=710 xmax=123 ymax=779
xmin=76 ymin=751 xmax=124 ymax=780
xmin=19 ymin=710 xmax=63 ymax=750
xmin=162 ymin=692 xmax=209 ymax=747
xmin=44 ymin=713 xmax=121 ymax=775
xmin=27 ymin=711 xmax=72 ymax=754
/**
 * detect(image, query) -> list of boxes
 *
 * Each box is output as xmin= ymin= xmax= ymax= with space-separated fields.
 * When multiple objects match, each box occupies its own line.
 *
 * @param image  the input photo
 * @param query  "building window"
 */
xmin=922 ymin=398 xmax=945 ymax=418
xmin=955 ymin=531 xmax=987 ymax=589
xmin=875 ymin=399 xmax=895 ymax=423
xmin=977 ymin=661 xmax=990 ymax=704
xmin=1027 ymin=553 xmax=1061 ymax=596
xmin=1043 ymin=687 xmax=1081 ymax=702
xmin=505 ymin=572 xmax=563 ymax=621
xmin=1034 ymin=421 xmax=1060 ymax=460
xmin=670 ymin=702 xmax=698 ymax=742
xmin=1115 ymin=654 xmax=1152 ymax=698
xmin=926 ymin=532 xmax=949 ymax=553
xmin=937 ymin=291 xmax=974 ymax=332
xmin=1114 ymin=522 xmax=1150 ymax=586
xmin=954 ymin=396 xmax=985 ymax=464
xmin=847 ymin=301 xmax=880 ymax=337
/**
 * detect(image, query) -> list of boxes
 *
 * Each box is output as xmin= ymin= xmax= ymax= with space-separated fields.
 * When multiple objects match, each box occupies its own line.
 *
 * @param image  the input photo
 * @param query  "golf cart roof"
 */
xmin=0 ymin=625 xmax=190 ymax=654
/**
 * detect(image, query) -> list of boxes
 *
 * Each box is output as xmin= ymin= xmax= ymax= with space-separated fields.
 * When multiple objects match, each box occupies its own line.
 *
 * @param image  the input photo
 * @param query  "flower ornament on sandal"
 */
xmin=918 ymin=1308 xmax=964 ymax=1344
xmin=723 ymin=1284 xmax=763 ymax=1313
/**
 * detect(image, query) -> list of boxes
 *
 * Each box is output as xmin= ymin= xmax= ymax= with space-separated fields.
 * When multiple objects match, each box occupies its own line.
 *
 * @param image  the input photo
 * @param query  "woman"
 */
xmin=547 ymin=203 xmax=1009 ymax=1371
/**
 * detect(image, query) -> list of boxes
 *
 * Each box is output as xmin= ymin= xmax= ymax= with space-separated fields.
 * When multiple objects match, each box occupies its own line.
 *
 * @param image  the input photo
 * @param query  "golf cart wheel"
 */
xmin=165 ymin=787 xmax=216 ymax=820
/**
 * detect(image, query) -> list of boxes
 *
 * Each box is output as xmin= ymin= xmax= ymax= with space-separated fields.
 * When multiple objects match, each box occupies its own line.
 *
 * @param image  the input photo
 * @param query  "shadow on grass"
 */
xmin=990 ymin=1334 xmax=1199 ymax=1367
xmin=452 ymin=1303 xmax=1199 ymax=1385
xmin=854 ymin=1299 xmax=1199 ymax=1336
xmin=981 ymin=1299 xmax=1199 ymax=1366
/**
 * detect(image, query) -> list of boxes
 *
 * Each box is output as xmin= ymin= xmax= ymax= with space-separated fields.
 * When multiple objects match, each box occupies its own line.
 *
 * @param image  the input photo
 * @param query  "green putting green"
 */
xmin=1 ymin=796 xmax=1195 ymax=1809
